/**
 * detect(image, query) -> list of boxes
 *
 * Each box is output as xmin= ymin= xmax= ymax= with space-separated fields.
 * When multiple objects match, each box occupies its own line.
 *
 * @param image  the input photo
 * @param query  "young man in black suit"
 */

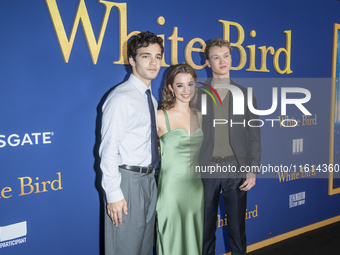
xmin=197 ymin=38 xmax=261 ymax=255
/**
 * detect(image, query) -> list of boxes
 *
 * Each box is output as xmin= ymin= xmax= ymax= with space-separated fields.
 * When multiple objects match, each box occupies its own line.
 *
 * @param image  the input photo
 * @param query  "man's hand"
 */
xmin=107 ymin=199 xmax=128 ymax=226
xmin=239 ymin=173 xmax=256 ymax=191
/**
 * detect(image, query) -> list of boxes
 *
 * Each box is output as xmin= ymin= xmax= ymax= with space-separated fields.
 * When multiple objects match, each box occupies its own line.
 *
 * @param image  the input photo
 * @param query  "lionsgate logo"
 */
xmin=198 ymin=82 xmax=312 ymax=128
xmin=0 ymin=132 xmax=54 ymax=148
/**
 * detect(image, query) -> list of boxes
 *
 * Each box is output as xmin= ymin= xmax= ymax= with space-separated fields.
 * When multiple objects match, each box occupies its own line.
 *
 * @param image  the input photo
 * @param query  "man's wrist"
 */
xmin=106 ymin=189 xmax=124 ymax=204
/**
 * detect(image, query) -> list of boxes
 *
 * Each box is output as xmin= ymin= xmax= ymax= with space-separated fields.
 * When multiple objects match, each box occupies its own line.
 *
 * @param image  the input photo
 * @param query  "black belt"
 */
xmin=120 ymin=164 xmax=154 ymax=174
xmin=212 ymin=155 xmax=236 ymax=163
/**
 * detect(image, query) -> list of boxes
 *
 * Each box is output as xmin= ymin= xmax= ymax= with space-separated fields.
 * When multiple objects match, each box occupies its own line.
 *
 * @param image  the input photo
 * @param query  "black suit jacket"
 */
xmin=196 ymin=80 xmax=261 ymax=175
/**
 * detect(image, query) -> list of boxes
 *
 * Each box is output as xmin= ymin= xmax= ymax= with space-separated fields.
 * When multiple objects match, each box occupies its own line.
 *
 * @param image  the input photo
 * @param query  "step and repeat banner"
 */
xmin=1 ymin=0 xmax=340 ymax=254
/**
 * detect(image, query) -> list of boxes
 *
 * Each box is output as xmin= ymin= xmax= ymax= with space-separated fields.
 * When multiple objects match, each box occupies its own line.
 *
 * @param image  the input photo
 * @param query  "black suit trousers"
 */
xmin=202 ymin=160 xmax=247 ymax=255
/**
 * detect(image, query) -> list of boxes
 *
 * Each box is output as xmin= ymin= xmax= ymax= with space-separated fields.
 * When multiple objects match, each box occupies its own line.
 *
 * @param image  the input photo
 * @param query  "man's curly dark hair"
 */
xmin=127 ymin=31 xmax=164 ymax=66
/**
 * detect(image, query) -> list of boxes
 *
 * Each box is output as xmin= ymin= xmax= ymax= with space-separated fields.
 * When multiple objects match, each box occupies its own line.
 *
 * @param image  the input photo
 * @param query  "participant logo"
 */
xmin=0 ymin=221 xmax=27 ymax=248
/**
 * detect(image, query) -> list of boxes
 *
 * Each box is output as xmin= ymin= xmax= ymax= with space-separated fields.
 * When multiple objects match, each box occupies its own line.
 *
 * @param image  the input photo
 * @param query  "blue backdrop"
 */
xmin=1 ymin=0 xmax=340 ymax=254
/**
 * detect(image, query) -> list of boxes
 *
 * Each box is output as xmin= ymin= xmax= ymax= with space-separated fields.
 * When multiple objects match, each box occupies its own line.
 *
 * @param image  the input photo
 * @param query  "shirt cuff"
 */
xmin=105 ymin=189 xmax=124 ymax=203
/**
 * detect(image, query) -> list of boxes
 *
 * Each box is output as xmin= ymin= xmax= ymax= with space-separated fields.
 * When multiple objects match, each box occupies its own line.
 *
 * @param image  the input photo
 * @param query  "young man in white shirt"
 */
xmin=100 ymin=31 xmax=163 ymax=255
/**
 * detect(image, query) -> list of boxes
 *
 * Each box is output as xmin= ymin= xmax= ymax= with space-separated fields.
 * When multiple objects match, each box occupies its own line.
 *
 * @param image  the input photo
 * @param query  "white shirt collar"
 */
xmin=129 ymin=74 xmax=153 ymax=96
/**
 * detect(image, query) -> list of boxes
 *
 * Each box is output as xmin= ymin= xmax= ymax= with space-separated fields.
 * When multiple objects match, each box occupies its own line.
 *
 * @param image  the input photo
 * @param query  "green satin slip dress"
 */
xmin=156 ymin=110 xmax=204 ymax=255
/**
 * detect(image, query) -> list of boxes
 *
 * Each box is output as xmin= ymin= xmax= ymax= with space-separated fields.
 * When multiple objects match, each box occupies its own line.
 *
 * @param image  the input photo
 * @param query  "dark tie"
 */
xmin=145 ymin=89 xmax=160 ymax=169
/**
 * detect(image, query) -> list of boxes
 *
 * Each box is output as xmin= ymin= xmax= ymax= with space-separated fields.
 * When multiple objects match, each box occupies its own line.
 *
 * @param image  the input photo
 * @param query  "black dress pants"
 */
xmin=202 ymin=160 xmax=247 ymax=255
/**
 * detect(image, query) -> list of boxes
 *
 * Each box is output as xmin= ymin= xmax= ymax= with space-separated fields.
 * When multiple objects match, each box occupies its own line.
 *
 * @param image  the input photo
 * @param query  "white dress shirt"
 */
xmin=99 ymin=74 xmax=157 ymax=203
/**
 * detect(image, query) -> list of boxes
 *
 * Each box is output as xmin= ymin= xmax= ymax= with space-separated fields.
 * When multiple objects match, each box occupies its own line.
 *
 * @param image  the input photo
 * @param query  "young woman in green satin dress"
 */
xmin=156 ymin=63 xmax=204 ymax=255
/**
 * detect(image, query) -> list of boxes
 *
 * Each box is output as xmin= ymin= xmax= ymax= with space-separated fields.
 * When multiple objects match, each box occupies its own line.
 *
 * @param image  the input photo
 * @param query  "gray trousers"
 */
xmin=105 ymin=168 xmax=157 ymax=255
